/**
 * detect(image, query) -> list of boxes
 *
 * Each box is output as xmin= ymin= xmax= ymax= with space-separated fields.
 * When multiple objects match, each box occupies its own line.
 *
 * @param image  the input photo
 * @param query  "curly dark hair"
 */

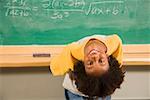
xmin=69 ymin=55 xmax=125 ymax=98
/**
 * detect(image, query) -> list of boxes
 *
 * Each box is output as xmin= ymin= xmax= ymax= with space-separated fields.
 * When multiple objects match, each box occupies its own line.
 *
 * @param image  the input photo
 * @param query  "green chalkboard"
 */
xmin=0 ymin=0 xmax=150 ymax=45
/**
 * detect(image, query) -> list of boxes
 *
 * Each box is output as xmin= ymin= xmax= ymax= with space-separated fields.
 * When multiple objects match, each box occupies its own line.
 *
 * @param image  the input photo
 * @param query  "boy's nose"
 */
xmin=91 ymin=54 xmax=99 ymax=60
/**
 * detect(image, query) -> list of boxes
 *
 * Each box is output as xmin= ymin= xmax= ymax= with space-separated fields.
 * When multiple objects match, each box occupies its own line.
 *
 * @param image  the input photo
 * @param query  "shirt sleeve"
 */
xmin=106 ymin=34 xmax=123 ymax=66
xmin=50 ymin=42 xmax=77 ymax=76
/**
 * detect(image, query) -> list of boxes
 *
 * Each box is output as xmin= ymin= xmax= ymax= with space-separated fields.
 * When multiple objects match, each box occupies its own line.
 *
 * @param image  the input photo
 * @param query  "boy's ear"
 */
xmin=107 ymin=54 xmax=110 ymax=59
xmin=106 ymin=54 xmax=109 ymax=57
xmin=107 ymin=55 xmax=111 ymax=62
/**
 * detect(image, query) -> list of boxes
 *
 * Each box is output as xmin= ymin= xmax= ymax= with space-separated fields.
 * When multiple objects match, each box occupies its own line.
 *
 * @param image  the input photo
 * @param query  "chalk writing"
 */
xmin=85 ymin=1 xmax=124 ymax=15
xmin=41 ymin=0 xmax=85 ymax=19
xmin=3 ymin=0 xmax=129 ymax=19
xmin=51 ymin=11 xmax=69 ymax=19
xmin=4 ymin=0 xmax=31 ymax=17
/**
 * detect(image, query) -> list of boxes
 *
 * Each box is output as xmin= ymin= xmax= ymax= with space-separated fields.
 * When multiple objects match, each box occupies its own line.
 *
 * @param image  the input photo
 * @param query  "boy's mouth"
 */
xmin=88 ymin=49 xmax=100 ymax=55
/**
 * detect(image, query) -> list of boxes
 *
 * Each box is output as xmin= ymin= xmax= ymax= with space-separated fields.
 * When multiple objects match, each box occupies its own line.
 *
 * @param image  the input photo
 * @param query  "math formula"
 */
xmin=3 ymin=0 xmax=129 ymax=20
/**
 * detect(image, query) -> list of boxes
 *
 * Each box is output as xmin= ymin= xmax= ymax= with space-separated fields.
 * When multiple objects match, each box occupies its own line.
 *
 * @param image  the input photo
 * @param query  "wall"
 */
xmin=0 ymin=66 xmax=150 ymax=100
xmin=112 ymin=66 xmax=150 ymax=100
xmin=0 ymin=67 xmax=64 ymax=100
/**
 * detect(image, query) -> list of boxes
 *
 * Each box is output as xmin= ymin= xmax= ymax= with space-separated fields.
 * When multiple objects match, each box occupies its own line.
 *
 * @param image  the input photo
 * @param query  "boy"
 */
xmin=50 ymin=34 xmax=125 ymax=100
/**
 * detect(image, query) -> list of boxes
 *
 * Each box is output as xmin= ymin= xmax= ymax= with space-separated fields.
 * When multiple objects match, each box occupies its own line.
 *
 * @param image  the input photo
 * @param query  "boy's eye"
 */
xmin=99 ymin=59 xmax=106 ymax=65
xmin=99 ymin=59 xmax=103 ymax=63
xmin=87 ymin=61 xmax=93 ymax=65
xmin=90 ymin=61 xmax=93 ymax=65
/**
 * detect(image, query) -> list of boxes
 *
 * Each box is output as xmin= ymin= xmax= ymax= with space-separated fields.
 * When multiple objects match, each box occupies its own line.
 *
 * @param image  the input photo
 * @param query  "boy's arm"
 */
xmin=106 ymin=34 xmax=123 ymax=66
xmin=50 ymin=42 xmax=76 ymax=76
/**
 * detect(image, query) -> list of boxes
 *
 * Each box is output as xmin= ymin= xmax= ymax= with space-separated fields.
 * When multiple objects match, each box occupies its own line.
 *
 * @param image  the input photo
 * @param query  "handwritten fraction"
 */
xmin=4 ymin=0 xmax=129 ymax=19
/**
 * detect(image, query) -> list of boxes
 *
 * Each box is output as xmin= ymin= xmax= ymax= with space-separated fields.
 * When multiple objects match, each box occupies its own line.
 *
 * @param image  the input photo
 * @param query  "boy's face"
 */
xmin=84 ymin=39 xmax=109 ymax=77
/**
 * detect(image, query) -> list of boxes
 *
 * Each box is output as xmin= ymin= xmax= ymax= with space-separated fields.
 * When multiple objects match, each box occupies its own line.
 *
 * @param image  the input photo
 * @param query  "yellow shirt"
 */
xmin=50 ymin=34 xmax=123 ymax=76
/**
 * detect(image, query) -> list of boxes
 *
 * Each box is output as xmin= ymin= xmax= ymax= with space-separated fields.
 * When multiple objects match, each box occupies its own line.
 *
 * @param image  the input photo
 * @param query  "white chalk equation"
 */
xmin=4 ymin=0 xmax=31 ymax=17
xmin=4 ymin=0 xmax=129 ymax=19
